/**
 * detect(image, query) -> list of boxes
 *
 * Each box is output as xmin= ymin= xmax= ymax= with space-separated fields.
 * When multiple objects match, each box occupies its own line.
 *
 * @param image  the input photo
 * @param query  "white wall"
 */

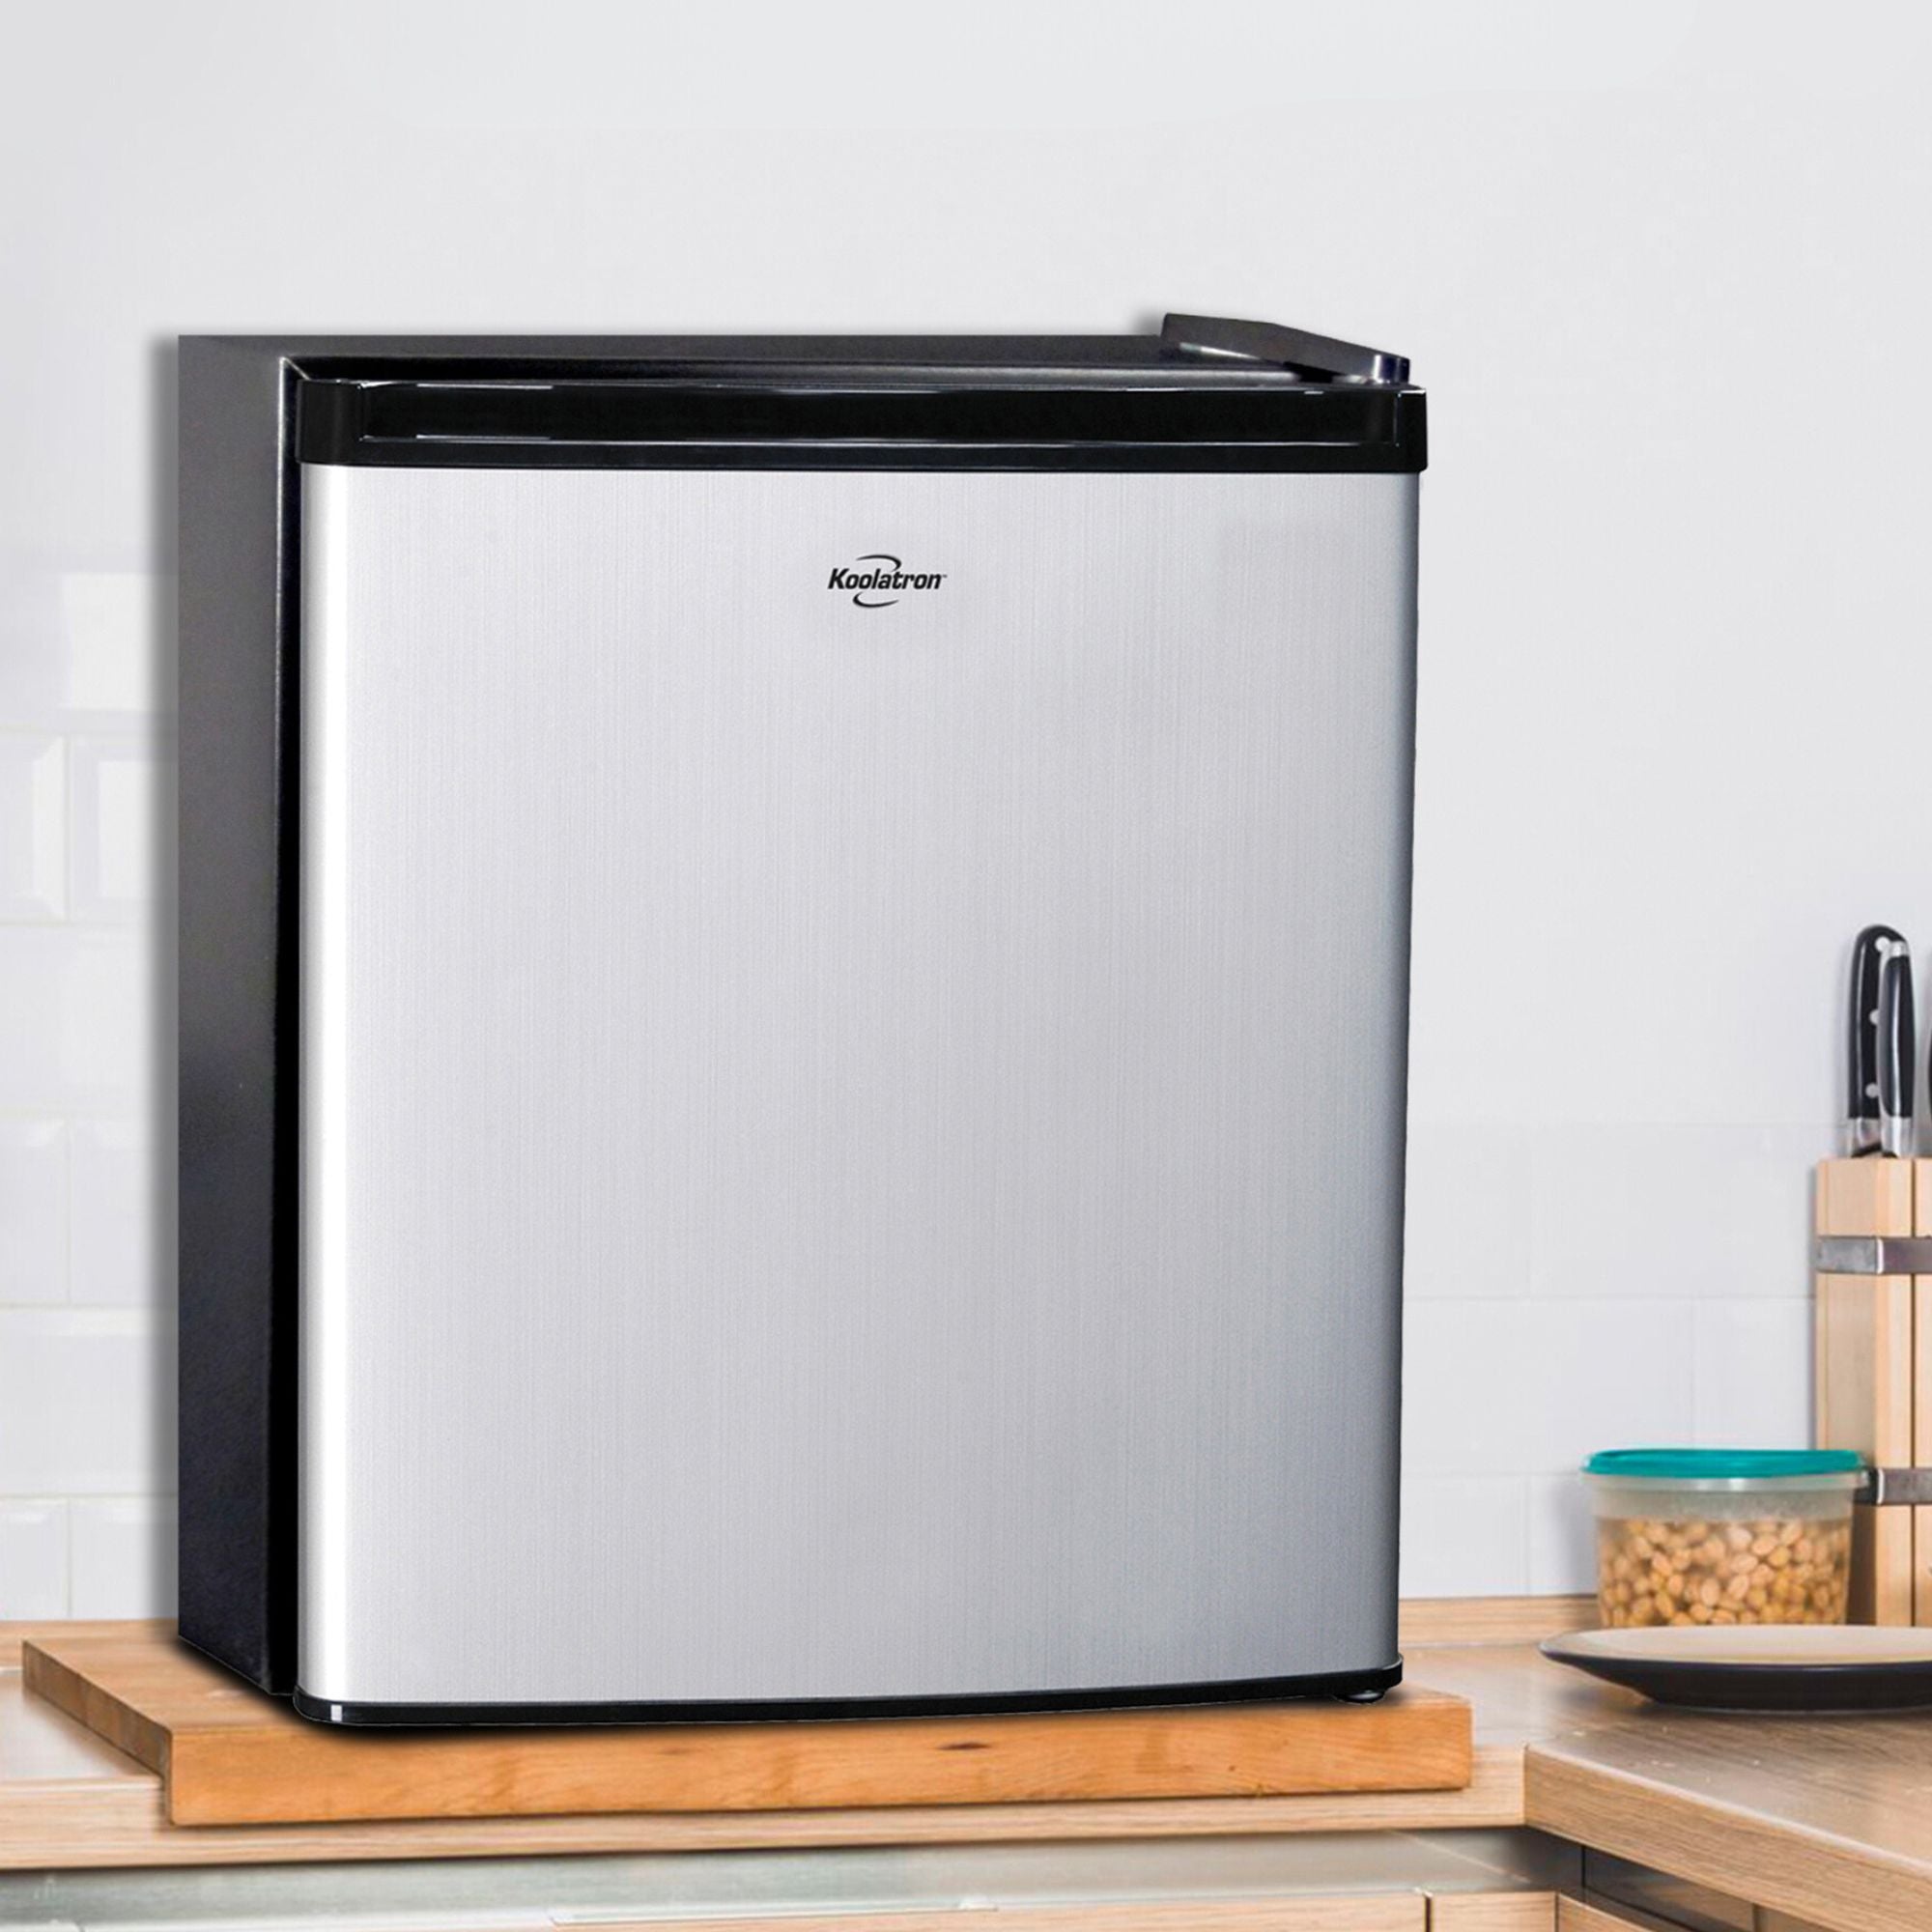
xmin=3 ymin=2 xmax=1930 ymax=1616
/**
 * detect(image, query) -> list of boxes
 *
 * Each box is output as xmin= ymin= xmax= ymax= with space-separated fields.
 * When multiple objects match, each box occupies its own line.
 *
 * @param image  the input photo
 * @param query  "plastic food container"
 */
xmin=1583 ymin=1448 xmax=1863 ymax=1629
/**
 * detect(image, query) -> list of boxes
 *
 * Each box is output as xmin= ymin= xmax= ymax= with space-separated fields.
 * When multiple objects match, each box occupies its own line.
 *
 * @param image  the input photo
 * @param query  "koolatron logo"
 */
xmin=828 ymin=554 xmax=946 ymax=610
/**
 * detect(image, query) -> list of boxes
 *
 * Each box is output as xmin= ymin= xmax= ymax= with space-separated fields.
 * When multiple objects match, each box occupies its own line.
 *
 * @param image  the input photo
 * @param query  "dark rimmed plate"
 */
xmin=1541 ymin=1625 xmax=1932 ymax=1713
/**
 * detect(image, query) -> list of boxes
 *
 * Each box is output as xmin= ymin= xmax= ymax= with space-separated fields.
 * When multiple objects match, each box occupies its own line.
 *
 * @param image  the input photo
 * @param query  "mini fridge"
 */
xmin=178 ymin=315 xmax=1426 ymax=1723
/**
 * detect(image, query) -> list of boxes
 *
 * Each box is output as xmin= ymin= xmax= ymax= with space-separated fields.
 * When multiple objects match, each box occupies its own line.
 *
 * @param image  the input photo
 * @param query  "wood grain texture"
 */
xmin=1814 ymin=1266 xmax=1914 ymax=1625
xmin=1552 ymin=1899 xmax=1662 ymax=1931
xmin=1398 ymin=1599 xmax=1595 ymax=1647
xmin=0 ymin=1750 xmax=1527 ymax=1872
xmin=1815 ymin=1160 xmax=1919 ymax=1622
xmin=1394 ymin=1644 xmax=1636 ymax=1749
xmin=0 ymin=1656 xmax=1523 ymax=1871
xmin=1914 ymin=1273 xmax=1932 ymax=1628
xmin=1816 ymin=1159 xmax=1916 ymax=1240
xmin=23 ymin=1634 xmax=1472 ymax=1828
xmin=1425 ymin=1892 xmax=1554 ymax=1930
xmin=1525 ymin=1710 xmax=1932 ymax=1932
xmin=21 ymin=1631 xmax=1932 ymax=1932
xmin=1811 ymin=1161 xmax=1932 ymax=1627
xmin=1913 ymin=1161 xmax=1932 ymax=1628
xmin=582 ymin=1905 xmax=1426 ymax=1932
xmin=0 ymin=1617 xmax=171 ymax=1669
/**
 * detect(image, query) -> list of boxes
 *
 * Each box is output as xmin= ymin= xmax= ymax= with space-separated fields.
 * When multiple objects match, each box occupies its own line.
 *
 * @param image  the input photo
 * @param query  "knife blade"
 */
xmin=1879 ymin=942 xmax=1916 ymax=1157
xmin=1849 ymin=925 xmax=1904 ymax=1154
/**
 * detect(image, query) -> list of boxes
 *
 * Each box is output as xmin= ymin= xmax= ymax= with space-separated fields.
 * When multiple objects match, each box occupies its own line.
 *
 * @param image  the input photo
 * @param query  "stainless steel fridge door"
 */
xmin=298 ymin=464 xmax=1416 ymax=1710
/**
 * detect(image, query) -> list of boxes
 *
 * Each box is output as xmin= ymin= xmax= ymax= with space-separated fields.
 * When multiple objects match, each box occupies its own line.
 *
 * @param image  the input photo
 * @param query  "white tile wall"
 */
xmin=71 ymin=1119 xmax=170 ymax=1307
xmin=0 ymin=924 xmax=153 ymax=1112
xmin=1401 ymin=1125 xmax=1533 ymax=1299
xmin=1692 ymin=1299 xmax=1814 ymax=1450
xmin=71 ymin=1495 xmax=177 ymax=1619
xmin=0 ymin=1310 xmax=171 ymax=1495
xmin=1526 ymin=1473 xmax=1598 ymax=1597
xmin=0 ymin=733 xmax=64 ymax=920
xmin=69 ymin=735 xmax=169 ymax=920
xmin=1400 ymin=1122 xmax=1820 ymax=1596
xmin=0 ymin=565 xmax=175 ymax=1618
xmin=1400 ymin=1478 xmax=1528 ymax=1598
xmin=0 ymin=1120 xmax=66 ymax=1304
xmin=56 ymin=574 xmax=162 ymax=718
xmin=0 ymin=1500 xmax=69 ymax=1619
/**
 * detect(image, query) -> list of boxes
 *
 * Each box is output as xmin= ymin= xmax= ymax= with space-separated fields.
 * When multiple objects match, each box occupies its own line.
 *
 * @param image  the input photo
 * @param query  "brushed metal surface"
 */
xmin=298 ymin=464 xmax=1417 ymax=1707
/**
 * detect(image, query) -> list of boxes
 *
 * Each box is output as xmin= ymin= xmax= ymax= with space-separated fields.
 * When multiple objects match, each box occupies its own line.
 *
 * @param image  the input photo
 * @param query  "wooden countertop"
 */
xmin=1528 ymin=1705 xmax=1932 ymax=1932
xmin=8 ymin=1612 xmax=1932 ymax=1932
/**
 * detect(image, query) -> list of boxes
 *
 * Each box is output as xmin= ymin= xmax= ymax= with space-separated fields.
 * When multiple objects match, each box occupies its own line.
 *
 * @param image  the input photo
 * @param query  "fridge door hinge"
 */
xmin=1160 ymin=313 xmax=1410 ymax=385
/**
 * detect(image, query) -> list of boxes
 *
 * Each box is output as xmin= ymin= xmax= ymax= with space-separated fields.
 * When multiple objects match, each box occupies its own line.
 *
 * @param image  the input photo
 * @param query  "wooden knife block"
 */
xmin=1815 ymin=1157 xmax=1932 ymax=1624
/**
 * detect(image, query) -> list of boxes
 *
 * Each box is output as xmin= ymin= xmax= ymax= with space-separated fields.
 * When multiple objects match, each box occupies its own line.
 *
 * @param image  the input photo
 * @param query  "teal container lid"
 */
xmin=1583 ymin=1448 xmax=1863 ymax=1479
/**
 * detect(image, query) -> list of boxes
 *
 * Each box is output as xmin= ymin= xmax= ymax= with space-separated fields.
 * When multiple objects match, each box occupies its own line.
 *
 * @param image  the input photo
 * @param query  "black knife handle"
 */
xmin=1879 ymin=949 xmax=1917 ymax=1157
xmin=1851 ymin=924 xmax=1906 ymax=1146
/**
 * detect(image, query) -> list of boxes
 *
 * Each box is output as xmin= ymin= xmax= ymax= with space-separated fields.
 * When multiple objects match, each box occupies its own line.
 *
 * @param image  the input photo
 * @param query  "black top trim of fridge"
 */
xmin=292 ymin=1660 xmax=1404 ymax=1727
xmin=295 ymin=359 xmax=1425 ymax=474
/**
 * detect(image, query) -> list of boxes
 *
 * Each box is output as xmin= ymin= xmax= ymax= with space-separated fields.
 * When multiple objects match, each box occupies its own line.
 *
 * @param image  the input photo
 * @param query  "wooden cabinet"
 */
xmin=0 ymin=1825 xmax=1572 ymax=1930
xmin=1556 ymin=1898 xmax=1654 ymax=1930
xmin=588 ymin=1910 xmax=1428 ymax=1932
xmin=1431 ymin=1893 xmax=1557 ymax=1929
xmin=1556 ymin=1883 xmax=1837 ymax=1931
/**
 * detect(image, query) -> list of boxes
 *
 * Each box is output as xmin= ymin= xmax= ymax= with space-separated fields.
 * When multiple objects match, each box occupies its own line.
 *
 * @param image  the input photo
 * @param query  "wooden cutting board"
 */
xmin=23 ymin=1633 xmax=1471 ymax=1828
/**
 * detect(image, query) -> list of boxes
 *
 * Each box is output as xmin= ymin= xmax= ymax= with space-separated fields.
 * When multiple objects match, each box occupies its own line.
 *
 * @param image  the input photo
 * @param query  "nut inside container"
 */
xmin=1582 ymin=1448 xmax=1863 ymax=1630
